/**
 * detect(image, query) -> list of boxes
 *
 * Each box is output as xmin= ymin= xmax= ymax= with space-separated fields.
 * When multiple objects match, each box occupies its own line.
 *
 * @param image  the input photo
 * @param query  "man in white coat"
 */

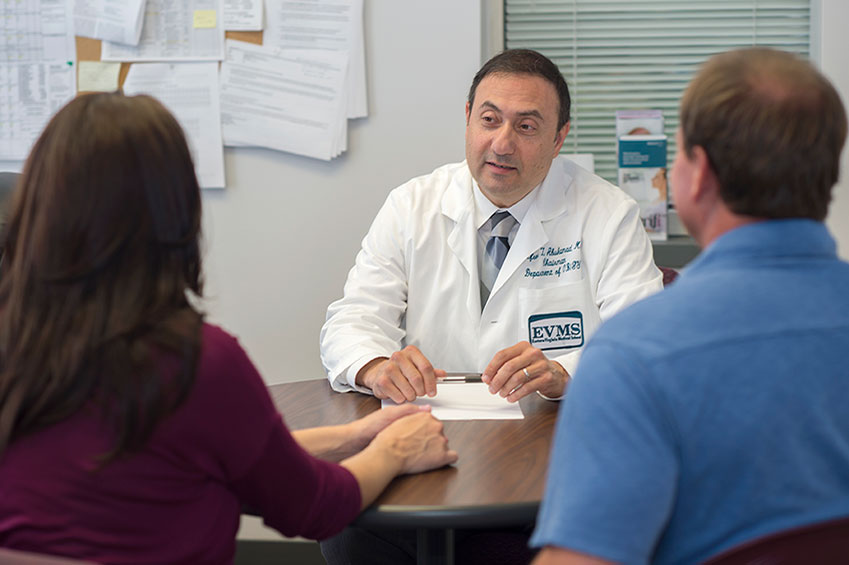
xmin=321 ymin=49 xmax=663 ymax=406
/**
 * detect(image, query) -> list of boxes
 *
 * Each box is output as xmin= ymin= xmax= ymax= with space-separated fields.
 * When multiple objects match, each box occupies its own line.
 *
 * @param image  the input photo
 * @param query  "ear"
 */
xmin=465 ymin=101 xmax=471 ymax=126
xmin=689 ymin=145 xmax=719 ymax=203
xmin=553 ymin=121 xmax=570 ymax=155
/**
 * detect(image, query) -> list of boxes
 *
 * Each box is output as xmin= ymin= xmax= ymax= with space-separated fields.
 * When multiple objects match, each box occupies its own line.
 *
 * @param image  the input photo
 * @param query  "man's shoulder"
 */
xmin=385 ymin=161 xmax=470 ymax=211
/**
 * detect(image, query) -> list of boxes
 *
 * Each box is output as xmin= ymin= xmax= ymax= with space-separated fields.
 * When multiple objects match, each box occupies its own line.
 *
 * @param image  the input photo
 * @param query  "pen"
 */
xmin=437 ymin=373 xmax=483 ymax=383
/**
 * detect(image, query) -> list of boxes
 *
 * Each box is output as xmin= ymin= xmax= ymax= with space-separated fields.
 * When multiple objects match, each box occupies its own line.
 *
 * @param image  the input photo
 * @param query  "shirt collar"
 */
xmin=473 ymin=183 xmax=539 ymax=230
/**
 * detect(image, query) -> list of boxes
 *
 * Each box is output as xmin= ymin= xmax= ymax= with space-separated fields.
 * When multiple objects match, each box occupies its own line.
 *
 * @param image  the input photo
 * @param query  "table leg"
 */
xmin=416 ymin=527 xmax=454 ymax=565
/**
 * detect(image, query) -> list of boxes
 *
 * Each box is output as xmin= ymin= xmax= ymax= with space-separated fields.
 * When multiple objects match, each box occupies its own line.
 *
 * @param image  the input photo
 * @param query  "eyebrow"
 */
xmin=479 ymin=101 xmax=545 ymax=121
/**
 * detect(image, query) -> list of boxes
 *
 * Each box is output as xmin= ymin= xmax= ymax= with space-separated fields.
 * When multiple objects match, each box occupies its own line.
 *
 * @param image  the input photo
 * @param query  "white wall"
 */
xmin=201 ymin=2 xmax=483 ymax=386
xmin=819 ymin=0 xmax=849 ymax=259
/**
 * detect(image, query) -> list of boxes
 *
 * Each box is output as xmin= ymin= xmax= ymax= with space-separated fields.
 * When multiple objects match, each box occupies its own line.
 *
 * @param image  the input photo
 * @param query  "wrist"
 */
xmin=355 ymin=357 xmax=388 ymax=388
xmin=365 ymin=434 xmax=405 ymax=477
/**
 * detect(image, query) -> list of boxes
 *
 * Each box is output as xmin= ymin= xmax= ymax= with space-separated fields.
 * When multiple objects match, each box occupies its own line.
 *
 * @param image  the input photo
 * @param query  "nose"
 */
xmin=491 ymin=124 xmax=516 ymax=156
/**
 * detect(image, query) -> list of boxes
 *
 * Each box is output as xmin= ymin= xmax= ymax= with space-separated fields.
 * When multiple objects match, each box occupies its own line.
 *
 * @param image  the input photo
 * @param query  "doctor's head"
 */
xmin=465 ymin=49 xmax=571 ymax=208
xmin=672 ymin=47 xmax=846 ymax=242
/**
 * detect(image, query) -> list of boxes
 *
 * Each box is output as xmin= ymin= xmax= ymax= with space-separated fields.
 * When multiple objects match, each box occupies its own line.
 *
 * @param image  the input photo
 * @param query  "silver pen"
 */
xmin=436 ymin=372 xmax=483 ymax=383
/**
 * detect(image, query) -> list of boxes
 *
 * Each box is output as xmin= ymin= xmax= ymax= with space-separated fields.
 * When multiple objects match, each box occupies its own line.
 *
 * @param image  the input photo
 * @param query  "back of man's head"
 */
xmin=468 ymin=49 xmax=571 ymax=131
xmin=680 ymin=47 xmax=847 ymax=221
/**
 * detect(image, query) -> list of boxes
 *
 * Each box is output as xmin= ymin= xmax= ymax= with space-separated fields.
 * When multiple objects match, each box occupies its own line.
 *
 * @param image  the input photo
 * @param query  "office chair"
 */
xmin=0 ymin=547 xmax=96 ymax=564
xmin=702 ymin=514 xmax=849 ymax=565
xmin=0 ymin=171 xmax=19 ymax=254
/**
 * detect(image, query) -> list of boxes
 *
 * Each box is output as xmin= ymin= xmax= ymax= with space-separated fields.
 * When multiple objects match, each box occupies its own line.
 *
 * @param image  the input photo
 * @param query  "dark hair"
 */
xmin=468 ymin=49 xmax=571 ymax=131
xmin=680 ymin=47 xmax=847 ymax=220
xmin=0 ymin=93 xmax=204 ymax=461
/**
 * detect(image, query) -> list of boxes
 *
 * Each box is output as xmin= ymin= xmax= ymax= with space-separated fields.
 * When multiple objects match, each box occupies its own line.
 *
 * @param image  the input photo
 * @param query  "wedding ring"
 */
xmin=523 ymin=367 xmax=531 ymax=381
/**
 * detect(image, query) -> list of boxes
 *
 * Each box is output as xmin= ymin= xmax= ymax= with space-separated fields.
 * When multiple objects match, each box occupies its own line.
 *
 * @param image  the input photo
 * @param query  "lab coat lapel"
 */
xmin=442 ymin=166 xmax=483 ymax=319
xmin=490 ymin=158 xmax=572 ymax=297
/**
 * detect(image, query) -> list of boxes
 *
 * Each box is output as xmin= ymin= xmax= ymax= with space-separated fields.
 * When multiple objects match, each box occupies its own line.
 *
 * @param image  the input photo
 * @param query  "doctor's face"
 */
xmin=465 ymin=73 xmax=568 ymax=208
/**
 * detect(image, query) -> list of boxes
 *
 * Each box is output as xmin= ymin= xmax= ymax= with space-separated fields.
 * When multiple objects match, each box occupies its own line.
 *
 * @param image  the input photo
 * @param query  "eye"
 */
xmin=480 ymin=111 xmax=499 ymax=126
xmin=518 ymin=121 xmax=538 ymax=134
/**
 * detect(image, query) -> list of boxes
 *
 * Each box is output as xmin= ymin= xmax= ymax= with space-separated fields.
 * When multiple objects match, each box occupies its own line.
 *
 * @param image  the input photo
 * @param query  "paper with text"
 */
xmin=1 ymin=0 xmax=76 ymax=63
xmin=382 ymin=383 xmax=525 ymax=421
xmin=73 ymin=0 xmax=146 ymax=46
xmin=0 ymin=62 xmax=75 ymax=160
xmin=220 ymin=39 xmax=348 ymax=160
xmin=223 ymin=0 xmax=262 ymax=31
xmin=264 ymin=0 xmax=366 ymax=118
xmin=122 ymin=62 xmax=225 ymax=188
xmin=102 ymin=0 xmax=224 ymax=62
xmin=77 ymin=60 xmax=120 ymax=92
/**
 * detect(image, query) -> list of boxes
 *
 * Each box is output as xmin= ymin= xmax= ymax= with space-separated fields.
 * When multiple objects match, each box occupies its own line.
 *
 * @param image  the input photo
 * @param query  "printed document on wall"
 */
xmin=102 ymin=0 xmax=225 ymax=62
xmin=223 ymin=0 xmax=262 ymax=31
xmin=1 ymin=0 xmax=76 ymax=63
xmin=122 ymin=62 xmax=225 ymax=188
xmin=264 ymin=0 xmax=366 ymax=118
xmin=73 ymin=0 xmax=147 ymax=46
xmin=0 ymin=62 xmax=76 ymax=160
xmin=0 ymin=0 xmax=76 ymax=162
xmin=220 ymin=39 xmax=348 ymax=161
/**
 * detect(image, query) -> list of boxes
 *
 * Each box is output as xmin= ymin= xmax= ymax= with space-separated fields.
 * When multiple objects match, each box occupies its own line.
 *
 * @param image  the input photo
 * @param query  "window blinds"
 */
xmin=504 ymin=1 xmax=811 ymax=183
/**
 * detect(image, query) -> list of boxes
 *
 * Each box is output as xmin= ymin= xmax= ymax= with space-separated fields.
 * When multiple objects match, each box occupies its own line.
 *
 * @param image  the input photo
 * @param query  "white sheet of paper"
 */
xmin=381 ymin=383 xmax=525 ymax=421
xmin=264 ymin=0 xmax=366 ymax=118
xmin=1 ymin=0 xmax=76 ymax=63
xmin=77 ymin=60 xmax=120 ymax=92
xmin=73 ymin=0 xmax=147 ymax=46
xmin=0 ymin=62 xmax=76 ymax=160
xmin=223 ymin=0 xmax=262 ymax=31
xmin=122 ymin=62 xmax=225 ymax=188
xmin=101 ymin=0 xmax=225 ymax=62
xmin=220 ymin=40 xmax=348 ymax=160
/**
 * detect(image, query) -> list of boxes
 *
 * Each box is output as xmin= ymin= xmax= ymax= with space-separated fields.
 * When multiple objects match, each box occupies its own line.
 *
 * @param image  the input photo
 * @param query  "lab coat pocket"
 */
xmin=518 ymin=283 xmax=597 ymax=353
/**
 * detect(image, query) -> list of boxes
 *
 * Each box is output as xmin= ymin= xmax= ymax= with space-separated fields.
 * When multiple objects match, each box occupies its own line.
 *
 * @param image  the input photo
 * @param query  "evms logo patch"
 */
xmin=528 ymin=311 xmax=584 ymax=351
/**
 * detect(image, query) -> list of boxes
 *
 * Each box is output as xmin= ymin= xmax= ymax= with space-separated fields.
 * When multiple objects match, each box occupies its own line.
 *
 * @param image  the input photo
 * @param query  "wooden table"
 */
xmin=267 ymin=379 xmax=559 ymax=564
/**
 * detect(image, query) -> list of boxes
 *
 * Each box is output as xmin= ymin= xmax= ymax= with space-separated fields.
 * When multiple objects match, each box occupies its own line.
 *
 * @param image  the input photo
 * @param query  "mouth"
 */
xmin=485 ymin=161 xmax=517 ymax=173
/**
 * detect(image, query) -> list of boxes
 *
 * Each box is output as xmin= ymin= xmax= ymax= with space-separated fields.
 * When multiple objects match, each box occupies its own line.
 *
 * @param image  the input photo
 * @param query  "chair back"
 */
xmin=0 ymin=547 xmax=96 ymax=564
xmin=0 ymin=171 xmax=19 ymax=253
xmin=703 ymin=514 xmax=849 ymax=565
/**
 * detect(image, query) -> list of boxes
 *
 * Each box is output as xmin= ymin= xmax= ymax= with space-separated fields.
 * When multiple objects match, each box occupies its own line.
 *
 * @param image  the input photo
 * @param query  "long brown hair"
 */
xmin=0 ymin=93 xmax=203 ymax=461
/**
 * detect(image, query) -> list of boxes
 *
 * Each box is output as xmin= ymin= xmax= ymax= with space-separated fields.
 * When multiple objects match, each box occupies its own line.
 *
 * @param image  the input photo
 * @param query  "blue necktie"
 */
xmin=481 ymin=211 xmax=517 ymax=304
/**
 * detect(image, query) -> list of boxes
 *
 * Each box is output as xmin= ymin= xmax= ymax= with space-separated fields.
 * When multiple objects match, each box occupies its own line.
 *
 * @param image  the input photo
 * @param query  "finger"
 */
xmin=488 ymin=347 xmax=536 ymax=394
xmin=403 ymin=346 xmax=439 ymax=398
xmin=391 ymin=350 xmax=427 ymax=398
xmin=389 ymin=370 xmax=419 ymax=402
xmin=381 ymin=403 xmax=422 ymax=419
xmin=482 ymin=342 xmax=527 ymax=384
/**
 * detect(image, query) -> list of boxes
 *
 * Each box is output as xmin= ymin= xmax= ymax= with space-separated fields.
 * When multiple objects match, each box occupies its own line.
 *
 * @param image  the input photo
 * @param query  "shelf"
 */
xmin=651 ymin=236 xmax=700 ymax=269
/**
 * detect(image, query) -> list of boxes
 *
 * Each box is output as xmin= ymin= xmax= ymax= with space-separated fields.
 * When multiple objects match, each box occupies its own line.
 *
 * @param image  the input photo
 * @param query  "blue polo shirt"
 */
xmin=531 ymin=219 xmax=849 ymax=564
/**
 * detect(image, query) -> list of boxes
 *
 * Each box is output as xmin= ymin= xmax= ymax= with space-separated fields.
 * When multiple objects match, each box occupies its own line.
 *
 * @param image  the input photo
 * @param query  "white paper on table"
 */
xmin=73 ymin=0 xmax=147 ymax=46
xmin=0 ymin=62 xmax=76 ymax=161
xmin=381 ymin=383 xmax=525 ymax=421
xmin=1 ymin=0 xmax=76 ymax=63
xmin=223 ymin=0 xmax=263 ymax=31
xmin=264 ymin=0 xmax=366 ymax=118
xmin=101 ymin=0 xmax=225 ymax=62
xmin=220 ymin=39 xmax=348 ymax=161
xmin=77 ymin=60 xmax=120 ymax=92
xmin=122 ymin=62 xmax=225 ymax=189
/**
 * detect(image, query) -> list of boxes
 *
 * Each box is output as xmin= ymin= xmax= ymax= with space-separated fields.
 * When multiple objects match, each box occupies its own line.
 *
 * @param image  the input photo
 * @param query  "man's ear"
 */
xmin=689 ymin=145 xmax=719 ymax=203
xmin=465 ymin=101 xmax=471 ymax=126
xmin=553 ymin=121 xmax=570 ymax=155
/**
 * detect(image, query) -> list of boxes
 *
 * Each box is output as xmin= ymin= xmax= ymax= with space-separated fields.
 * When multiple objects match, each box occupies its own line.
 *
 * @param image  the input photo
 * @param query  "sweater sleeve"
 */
xmin=230 ymin=414 xmax=362 ymax=540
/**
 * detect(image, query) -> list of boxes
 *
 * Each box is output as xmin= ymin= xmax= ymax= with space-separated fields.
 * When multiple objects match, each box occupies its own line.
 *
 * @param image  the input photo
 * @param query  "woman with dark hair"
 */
xmin=0 ymin=93 xmax=457 ymax=563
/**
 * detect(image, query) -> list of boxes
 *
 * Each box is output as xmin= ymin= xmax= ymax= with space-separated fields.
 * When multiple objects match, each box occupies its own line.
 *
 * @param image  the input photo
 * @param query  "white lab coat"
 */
xmin=321 ymin=156 xmax=663 ymax=393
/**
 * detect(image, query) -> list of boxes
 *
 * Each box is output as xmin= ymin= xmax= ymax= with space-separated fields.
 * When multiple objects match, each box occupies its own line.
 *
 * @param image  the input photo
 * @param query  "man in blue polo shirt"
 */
xmin=531 ymin=47 xmax=849 ymax=564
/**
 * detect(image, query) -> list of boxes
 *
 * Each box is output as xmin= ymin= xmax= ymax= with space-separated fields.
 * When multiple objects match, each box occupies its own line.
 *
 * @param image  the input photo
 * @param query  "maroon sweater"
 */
xmin=0 ymin=324 xmax=361 ymax=564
